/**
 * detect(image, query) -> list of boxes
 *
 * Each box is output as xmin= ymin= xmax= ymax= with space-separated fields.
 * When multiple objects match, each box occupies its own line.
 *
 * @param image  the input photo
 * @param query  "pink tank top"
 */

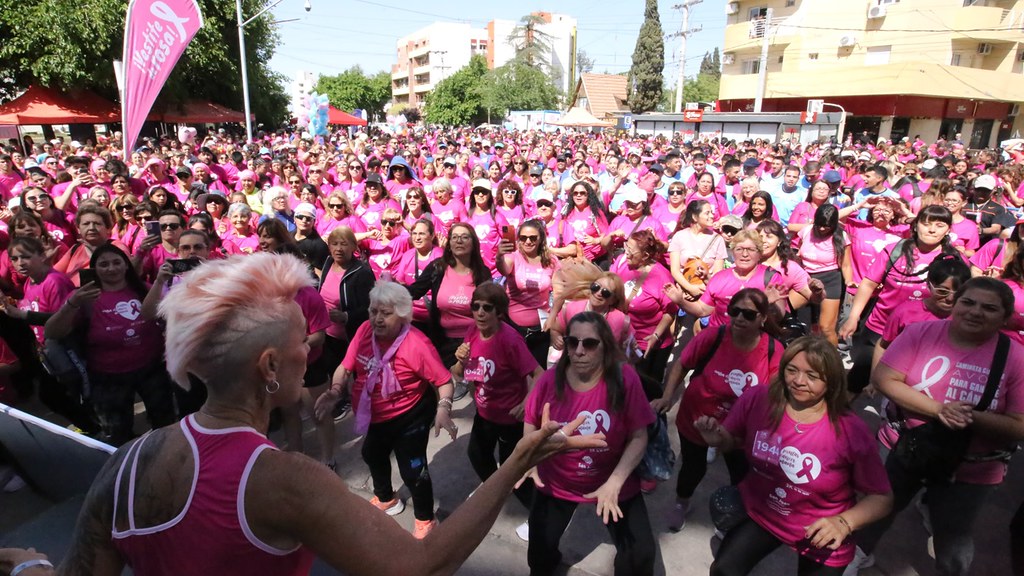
xmin=111 ymin=415 xmax=315 ymax=575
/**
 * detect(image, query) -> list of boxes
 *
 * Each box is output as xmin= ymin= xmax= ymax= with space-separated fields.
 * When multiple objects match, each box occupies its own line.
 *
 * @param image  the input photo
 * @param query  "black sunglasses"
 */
xmin=668 ymin=188 xmax=686 ymax=196
xmin=470 ymin=302 xmax=495 ymax=313
xmin=565 ymin=336 xmax=601 ymax=350
xmin=160 ymin=223 xmax=181 ymax=231
xmin=382 ymin=219 xmax=400 ymax=227
xmin=518 ymin=234 xmax=538 ymax=243
xmin=328 ymin=203 xmax=345 ymax=209
xmin=590 ymin=283 xmax=613 ymax=299
xmin=295 ymin=214 xmax=314 ymax=222
xmin=536 ymin=201 xmax=553 ymax=208
xmin=727 ymin=307 xmax=759 ymax=321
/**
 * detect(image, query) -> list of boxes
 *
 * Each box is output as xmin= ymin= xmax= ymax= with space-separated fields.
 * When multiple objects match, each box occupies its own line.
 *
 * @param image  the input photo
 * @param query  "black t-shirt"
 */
xmin=964 ymin=199 xmax=1012 ymax=245
xmin=297 ymin=234 xmax=328 ymax=268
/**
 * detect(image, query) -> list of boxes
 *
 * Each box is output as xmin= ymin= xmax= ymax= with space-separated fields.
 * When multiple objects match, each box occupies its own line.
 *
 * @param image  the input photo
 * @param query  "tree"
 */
xmin=0 ymin=0 xmax=289 ymax=127
xmin=699 ymin=49 xmax=722 ymax=80
xmin=315 ymin=67 xmax=390 ymax=122
xmin=507 ymin=14 xmax=553 ymax=70
xmin=479 ymin=61 xmax=559 ymax=119
xmin=627 ymin=0 xmax=664 ymax=114
xmin=423 ymin=55 xmax=489 ymax=127
xmin=683 ymin=73 xmax=720 ymax=104
xmin=576 ymin=50 xmax=595 ymax=79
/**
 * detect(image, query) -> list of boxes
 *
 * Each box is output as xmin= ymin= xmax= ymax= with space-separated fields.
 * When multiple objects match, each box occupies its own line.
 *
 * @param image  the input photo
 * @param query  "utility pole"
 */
xmin=754 ymin=7 xmax=772 ymax=113
xmin=670 ymin=0 xmax=703 ymax=113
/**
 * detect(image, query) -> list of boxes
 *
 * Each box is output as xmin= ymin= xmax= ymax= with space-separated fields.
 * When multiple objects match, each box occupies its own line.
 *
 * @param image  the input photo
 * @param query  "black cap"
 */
xmin=648 ymin=164 xmax=665 ymax=174
xmin=365 ymin=173 xmax=384 ymax=186
xmin=665 ymin=148 xmax=682 ymax=159
xmin=742 ymin=158 xmax=761 ymax=168
xmin=529 ymin=165 xmax=544 ymax=176
xmin=175 ymin=166 xmax=193 ymax=178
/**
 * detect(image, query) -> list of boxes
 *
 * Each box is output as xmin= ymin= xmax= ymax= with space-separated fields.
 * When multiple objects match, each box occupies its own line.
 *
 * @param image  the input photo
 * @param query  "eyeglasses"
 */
xmin=513 ymin=161 xmax=525 ymax=165
xmin=117 ymin=205 xmax=134 ymax=212
xmin=348 ymin=165 xmax=363 ymax=170
xmin=590 ymin=283 xmax=613 ymax=299
xmin=24 ymin=195 xmax=47 ymax=203
xmin=160 ymin=223 xmax=181 ymax=231
xmin=450 ymin=234 xmax=472 ymax=243
xmin=308 ymin=169 xmax=323 ymax=174
xmin=518 ymin=234 xmax=538 ymax=243
xmin=382 ymin=219 xmax=400 ymax=227
xmin=328 ymin=203 xmax=345 ymax=209
xmin=732 ymin=246 xmax=759 ymax=254
xmin=288 ymin=180 xmax=302 ymax=185
xmin=295 ymin=214 xmax=314 ymax=222
xmin=668 ymin=188 xmax=686 ymax=196
xmin=624 ymin=201 xmax=641 ymax=209
xmin=572 ymin=191 xmax=588 ymax=197
xmin=727 ymin=307 xmax=759 ymax=321
xmin=929 ymin=285 xmax=955 ymax=299
xmin=565 ymin=336 xmax=602 ymax=351
xmin=470 ymin=302 xmax=495 ymax=313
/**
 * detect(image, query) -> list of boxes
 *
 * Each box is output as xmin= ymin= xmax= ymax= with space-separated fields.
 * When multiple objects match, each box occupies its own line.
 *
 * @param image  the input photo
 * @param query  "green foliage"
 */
xmin=423 ymin=55 xmax=489 ymax=127
xmin=480 ymin=61 xmax=559 ymax=119
xmin=699 ymin=49 xmax=722 ymax=80
xmin=315 ymin=67 xmax=390 ymax=122
xmin=0 ymin=0 xmax=289 ymax=127
xmin=683 ymin=73 xmax=720 ymax=104
xmin=627 ymin=0 xmax=664 ymax=114
xmin=576 ymin=50 xmax=595 ymax=78
xmin=507 ymin=14 xmax=553 ymax=70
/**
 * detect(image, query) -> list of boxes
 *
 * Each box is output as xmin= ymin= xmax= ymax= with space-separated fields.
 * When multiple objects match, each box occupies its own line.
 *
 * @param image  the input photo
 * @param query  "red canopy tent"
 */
xmin=0 ymin=85 xmax=120 ymax=125
xmin=154 ymin=100 xmax=250 ymax=123
xmin=327 ymin=106 xmax=367 ymax=126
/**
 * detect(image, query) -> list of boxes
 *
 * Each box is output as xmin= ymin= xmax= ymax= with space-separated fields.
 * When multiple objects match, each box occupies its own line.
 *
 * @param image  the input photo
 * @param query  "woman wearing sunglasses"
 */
xmin=494 ymin=179 xmax=529 ymax=229
xmin=317 ymin=192 xmax=369 ymax=240
xmin=107 ymin=194 xmax=138 ymax=245
xmin=337 ymin=157 xmax=366 ymax=201
xmin=686 ymin=172 xmax=729 ymax=223
xmin=653 ymin=288 xmax=783 ymax=532
xmin=496 ymin=220 xmax=560 ymax=366
xmin=465 ymin=180 xmax=506 ymax=274
xmin=401 ymin=186 xmax=441 ymax=233
xmin=604 ymin=188 xmax=669 ymax=255
xmin=522 ymin=311 xmax=657 ymax=576
xmin=54 ymin=203 xmax=131 ymax=286
xmin=558 ymin=181 xmax=610 ymax=265
xmin=19 ymin=186 xmax=76 ymax=249
xmin=364 ymin=208 xmax=410 ymax=277
xmin=549 ymin=272 xmax=633 ymax=354
xmin=652 ymin=181 xmax=690 ymax=234
xmin=284 ymin=172 xmax=307 ymax=207
xmin=451 ymin=282 xmax=543 ymax=541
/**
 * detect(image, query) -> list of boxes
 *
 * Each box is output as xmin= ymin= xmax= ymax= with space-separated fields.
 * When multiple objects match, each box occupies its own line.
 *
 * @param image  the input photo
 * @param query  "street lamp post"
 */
xmin=822 ymin=102 xmax=847 ymax=144
xmin=236 ymin=0 xmax=310 ymax=143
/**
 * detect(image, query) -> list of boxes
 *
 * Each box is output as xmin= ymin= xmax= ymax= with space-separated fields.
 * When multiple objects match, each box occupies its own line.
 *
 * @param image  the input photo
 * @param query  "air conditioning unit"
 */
xmin=723 ymin=53 xmax=736 ymax=65
xmin=867 ymin=5 xmax=887 ymax=19
xmin=726 ymin=2 xmax=740 ymax=15
xmin=839 ymin=35 xmax=857 ymax=48
xmin=978 ymin=43 xmax=993 ymax=55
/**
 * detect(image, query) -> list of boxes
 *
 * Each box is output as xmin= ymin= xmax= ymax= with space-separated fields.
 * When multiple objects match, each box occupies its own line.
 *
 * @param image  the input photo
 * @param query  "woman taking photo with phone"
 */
xmin=496 ymin=220 xmax=560 ymax=366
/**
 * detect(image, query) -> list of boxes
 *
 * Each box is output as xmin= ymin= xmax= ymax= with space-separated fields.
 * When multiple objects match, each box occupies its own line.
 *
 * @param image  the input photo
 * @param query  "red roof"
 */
xmin=0 ymin=85 xmax=120 ymax=125
xmin=154 ymin=100 xmax=250 ymax=123
xmin=328 ymin=106 xmax=367 ymax=126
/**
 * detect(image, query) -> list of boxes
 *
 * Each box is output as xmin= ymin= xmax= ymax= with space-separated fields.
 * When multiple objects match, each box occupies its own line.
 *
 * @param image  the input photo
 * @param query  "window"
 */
xmin=777 ymin=55 xmax=784 ymax=63
xmin=748 ymin=6 xmax=768 ymax=21
xmin=809 ymin=52 xmax=819 ymax=60
xmin=785 ymin=0 xmax=796 ymax=5
xmin=742 ymin=59 xmax=761 ymax=74
xmin=864 ymin=45 xmax=892 ymax=66
xmin=951 ymin=52 xmax=963 ymax=66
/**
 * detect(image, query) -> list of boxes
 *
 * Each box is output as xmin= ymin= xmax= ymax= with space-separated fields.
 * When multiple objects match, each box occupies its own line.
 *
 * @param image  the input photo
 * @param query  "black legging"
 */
xmin=1011 ymin=501 xmax=1024 ymax=576
xmin=846 ymin=297 xmax=878 ymax=394
xmin=467 ymin=413 xmax=533 ymax=509
xmin=676 ymin=434 xmax=748 ymax=499
xmin=528 ymin=490 xmax=655 ymax=576
xmin=711 ymin=518 xmax=846 ymax=576
xmin=361 ymin=394 xmax=436 ymax=521
xmin=635 ymin=345 xmax=671 ymax=401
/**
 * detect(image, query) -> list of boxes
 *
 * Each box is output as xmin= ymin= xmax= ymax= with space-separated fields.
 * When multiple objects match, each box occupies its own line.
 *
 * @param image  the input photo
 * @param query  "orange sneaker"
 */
xmin=370 ymin=495 xmax=405 ymax=516
xmin=413 ymin=518 xmax=437 ymax=539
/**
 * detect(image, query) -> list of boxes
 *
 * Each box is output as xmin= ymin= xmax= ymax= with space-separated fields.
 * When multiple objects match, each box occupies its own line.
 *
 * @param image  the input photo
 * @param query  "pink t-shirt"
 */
xmin=85 ymin=288 xmax=163 ymax=373
xmin=463 ymin=322 xmax=538 ymax=425
xmin=700 ymin=265 xmax=801 ymax=328
xmin=844 ymin=219 xmax=906 ymax=296
xmin=881 ymin=299 xmax=942 ymax=344
xmin=464 ymin=211 xmax=506 ymax=273
xmin=295 ymin=285 xmax=331 ymax=364
xmin=788 ymin=202 xmax=816 ymax=230
xmin=723 ymin=385 xmax=890 ymax=567
xmin=1003 ymin=279 xmax=1024 ymax=346
xmin=676 ymin=328 xmax=780 ymax=444
xmin=505 ymin=251 xmax=559 ymax=327
xmin=621 ymin=263 xmax=677 ymax=351
xmin=20 ymin=269 xmax=75 ymax=343
xmin=685 ymin=191 xmax=729 ymax=223
xmin=318 ymin=266 xmax=346 ymax=340
xmin=864 ymin=244 xmax=956 ymax=335
xmin=226 ymin=231 xmax=259 ymax=254
xmin=668 ymin=228 xmax=728 ymax=265
xmin=363 ymin=233 xmax=410 ymax=277
xmin=949 ymin=218 xmax=980 ymax=253
xmin=796 ymin=227 xmax=849 ymax=274
xmin=651 ymin=204 xmax=685 ymax=234
xmin=495 ymin=205 xmax=529 ymax=229
xmin=558 ymin=208 xmax=608 ymax=261
xmin=879 ymin=320 xmax=1024 ymax=484
xmin=435 ymin=267 xmax=475 ymax=339
xmin=356 ymin=199 xmax=400 ymax=229
xmin=316 ymin=214 xmax=366 ymax=238
xmin=341 ymin=322 xmax=451 ymax=424
xmin=607 ymin=214 xmax=668 ymax=244
xmin=970 ymin=238 xmax=1008 ymax=273
xmin=429 ymin=199 xmax=468 ymax=235
xmin=525 ymin=365 xmax=655 ymax=502
xmin=391 ymin=247 xmax=443 ymax=324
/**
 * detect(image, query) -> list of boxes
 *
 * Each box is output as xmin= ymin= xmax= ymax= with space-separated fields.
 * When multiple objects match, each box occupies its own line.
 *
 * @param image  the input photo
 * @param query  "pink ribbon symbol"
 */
xmin=150 ymin=1 xmax=190 ymax=42
xmin=796 ymin=456 xmax=815 ymax=480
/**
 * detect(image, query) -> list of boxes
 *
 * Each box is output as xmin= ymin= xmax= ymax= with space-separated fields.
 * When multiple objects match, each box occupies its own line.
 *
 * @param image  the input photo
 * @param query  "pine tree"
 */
xmin=627 ymin=0 xmax=664 ymax=114
xmin=699 ymin=52 xmax=715 ymax=77
xmin=710 ymin=48 xmax=722 ymax=80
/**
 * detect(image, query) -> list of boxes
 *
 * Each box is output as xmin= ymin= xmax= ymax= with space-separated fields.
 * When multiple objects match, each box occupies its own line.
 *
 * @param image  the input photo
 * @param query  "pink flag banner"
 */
xmin=122 ymin=0 xmax=204 ymax=153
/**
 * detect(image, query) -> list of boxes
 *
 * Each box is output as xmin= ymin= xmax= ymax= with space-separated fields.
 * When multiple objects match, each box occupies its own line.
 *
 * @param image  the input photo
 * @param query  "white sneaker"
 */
xmin=515 ymin=521 xmax=530 ymax=542
xmin=706 ymin=447 xmax=718 ymax=464
xmin=842 ymin=546 xmax=875 ymax=576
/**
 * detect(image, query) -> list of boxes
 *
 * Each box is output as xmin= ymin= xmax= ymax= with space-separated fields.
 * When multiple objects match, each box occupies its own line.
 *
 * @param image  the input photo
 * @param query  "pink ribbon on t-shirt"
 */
xmin=354 ymin=323 xmax=411 ymax=435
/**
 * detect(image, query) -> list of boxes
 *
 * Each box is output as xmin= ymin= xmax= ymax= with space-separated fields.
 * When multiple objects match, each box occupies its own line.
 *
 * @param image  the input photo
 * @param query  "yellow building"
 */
xmin=718 ymin=0 xmax=1024 ymax=147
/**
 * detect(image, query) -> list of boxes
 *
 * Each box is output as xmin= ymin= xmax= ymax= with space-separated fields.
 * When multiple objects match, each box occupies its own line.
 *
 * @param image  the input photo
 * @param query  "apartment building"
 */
xmin=391 ymin=13 xmax=577 ymax=108
xmin=718 ymin=0 xmax=1024 ymax=147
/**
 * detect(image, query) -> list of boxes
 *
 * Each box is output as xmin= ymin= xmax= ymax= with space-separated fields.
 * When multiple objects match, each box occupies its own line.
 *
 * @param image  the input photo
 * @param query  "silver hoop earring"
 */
xmin=265 ymin=379 xmax=280 ymax=394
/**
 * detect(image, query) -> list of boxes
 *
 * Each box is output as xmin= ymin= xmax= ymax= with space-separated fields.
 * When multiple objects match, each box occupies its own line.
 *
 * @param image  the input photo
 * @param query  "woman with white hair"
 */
xmin=314 ymin=281 xmax=455 ymax=539
xmin=225 ymin=202 xmax=259 ymax=254
xmin=0 ymin=254 xmax=604 ymax=575
xmin=259 ymin=186 xmax=296 ymax=233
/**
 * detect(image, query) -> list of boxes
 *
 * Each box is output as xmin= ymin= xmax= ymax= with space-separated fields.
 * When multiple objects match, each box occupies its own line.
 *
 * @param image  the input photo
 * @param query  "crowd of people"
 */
xmin=0 ymin=126 xmax=1022 ymax=576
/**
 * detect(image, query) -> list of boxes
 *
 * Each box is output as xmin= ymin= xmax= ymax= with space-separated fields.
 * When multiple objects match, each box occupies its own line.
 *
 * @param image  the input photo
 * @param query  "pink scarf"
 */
xmin=354 ymin=324 xmax=410 ymax=434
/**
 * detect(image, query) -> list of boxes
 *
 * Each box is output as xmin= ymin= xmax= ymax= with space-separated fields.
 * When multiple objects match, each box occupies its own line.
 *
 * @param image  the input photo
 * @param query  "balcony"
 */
xmin=392 ymin=68 xmax=410 ymax=80
xmin=392 ymin=85 xmax=410 ymax=96
xmin=413 ymin=64 xmax=431 ymax=76
xmin=413 ymin=83 xmax=432 ymax=94
xmin=724 ymin=16 xmax=790 ymax=50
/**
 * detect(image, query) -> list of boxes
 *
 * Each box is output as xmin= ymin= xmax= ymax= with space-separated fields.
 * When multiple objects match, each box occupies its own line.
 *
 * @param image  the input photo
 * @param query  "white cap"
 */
xmin=70 ymin=140 xmax=83 ymax=149
xmin=443 ymin=156 xmax=457 ymax=166
xmin=294 ymin=202 xmax=317 ymax=218
xmin=974 ymin=174 xmax=996 ymax=190
xmin=533 ymin=190 xmax=554 ymax=203
xmin=920 ymin=159 xmax=938 ymax=170
xmin=7 ymin=197 xmax=20 ymax=210
xmin=840 ymin=150 xmax=855 ymax=158
xmin=471 ymin=179 xmax=492 ymax=192
xmin=620 ymin=183 xmax=647 ymax=204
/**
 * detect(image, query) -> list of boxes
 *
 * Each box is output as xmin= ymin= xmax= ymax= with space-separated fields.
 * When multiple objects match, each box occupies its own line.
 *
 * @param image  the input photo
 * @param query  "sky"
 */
xmin=267 ymin=0 xmax=727 ymax=92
